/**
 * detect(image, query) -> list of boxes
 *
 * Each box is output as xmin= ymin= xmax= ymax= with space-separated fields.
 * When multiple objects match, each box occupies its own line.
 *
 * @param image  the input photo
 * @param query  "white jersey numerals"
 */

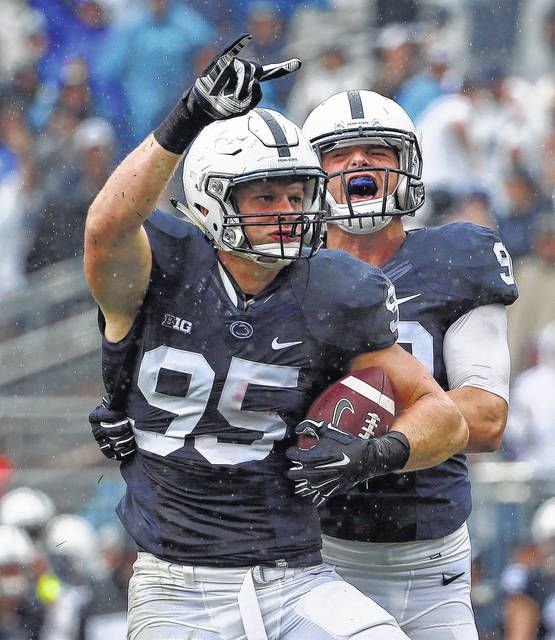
xmin=397 ymin=321 xmax=434 ymax=375
xmin=385 ymin=284 xmax=400 ymax=334
xmin=136 ymin=346 xmax=299 ymax=464
xmin=493 ymin=241 xmax=515 ymax=286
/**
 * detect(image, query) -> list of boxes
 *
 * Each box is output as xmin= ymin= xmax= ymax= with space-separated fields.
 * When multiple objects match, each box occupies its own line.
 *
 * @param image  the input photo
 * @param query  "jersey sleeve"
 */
xmin=474 ymin=225 xmax=519 ymax=305
xmin=144 ymin=209 xmax=211 ymax=285
xmin=433 ymin=223 xmax=519 ymax=322
xmin=99 ymin=211 xmax=214 ymax=397
xmin=295 ymin=249 xmax=398 ymax=354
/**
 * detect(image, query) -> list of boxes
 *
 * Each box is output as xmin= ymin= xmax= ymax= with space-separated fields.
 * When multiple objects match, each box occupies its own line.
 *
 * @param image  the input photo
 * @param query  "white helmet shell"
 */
xmin=302 ymin=90 xmax=424 ymax=234
xmin=0 ymin=487 xmax=55 ymax=533
xmin=181 ymin=108 xmax=327 ymax=268
xmin=44 ymin=514 xmax=102 ymax=580
xmin=44 ymin=514 xmax=98 ymax=559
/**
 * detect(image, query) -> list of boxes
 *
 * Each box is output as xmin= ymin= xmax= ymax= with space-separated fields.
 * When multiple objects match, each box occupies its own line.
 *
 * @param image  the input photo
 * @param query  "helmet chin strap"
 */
xmin=225 ymin=242 xmax=299 ymax=270
xmin=245 ymin=242 xmax=301 ymax=269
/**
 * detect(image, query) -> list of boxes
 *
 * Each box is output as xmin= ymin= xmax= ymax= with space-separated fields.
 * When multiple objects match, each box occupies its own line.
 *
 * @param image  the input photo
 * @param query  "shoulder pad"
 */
xmin=146 ymin=209 xmax=194 ymax=238
xmin=144 ymin=209 xmax=215 ymax=281
xmin=291 ymin=249 xmax=398 ymax=352
xmin=413 ymin=222 xmax=518 ymax=309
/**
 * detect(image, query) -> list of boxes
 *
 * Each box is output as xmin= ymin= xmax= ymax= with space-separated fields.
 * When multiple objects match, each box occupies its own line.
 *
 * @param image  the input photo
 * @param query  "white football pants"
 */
xmin=322 ymin=523 xmax=479 ymax=640
xmin=127 ymin=551 xmax=410 ymax=640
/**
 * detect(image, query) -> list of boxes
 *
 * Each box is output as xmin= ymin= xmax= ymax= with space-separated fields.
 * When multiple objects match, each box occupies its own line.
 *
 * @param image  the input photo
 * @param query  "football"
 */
xmin=298 ymin=367 xmax=397 ymax=448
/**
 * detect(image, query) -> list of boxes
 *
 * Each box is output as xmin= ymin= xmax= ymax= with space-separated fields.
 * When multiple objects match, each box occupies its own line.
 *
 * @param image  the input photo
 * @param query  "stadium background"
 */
xmin=1 ymin=0 xmax=554 ymax=637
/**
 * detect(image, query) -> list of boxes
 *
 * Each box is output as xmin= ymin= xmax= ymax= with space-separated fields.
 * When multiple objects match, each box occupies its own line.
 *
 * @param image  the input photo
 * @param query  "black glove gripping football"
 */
xmin=89 ymin=397 xmax=136 ymax=462
xmin=286 ymin=420 xmax=410 ymax=507
xmin=153 ymin=33 xmax=301 ymax=154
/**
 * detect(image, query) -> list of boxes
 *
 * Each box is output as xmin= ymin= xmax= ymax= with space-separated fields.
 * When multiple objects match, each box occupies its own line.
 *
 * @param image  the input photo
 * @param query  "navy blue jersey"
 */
xmin=321 ymin=222 xmax=518 ymax=542
xmin=101 ymin=211 xmax=397 ymax=566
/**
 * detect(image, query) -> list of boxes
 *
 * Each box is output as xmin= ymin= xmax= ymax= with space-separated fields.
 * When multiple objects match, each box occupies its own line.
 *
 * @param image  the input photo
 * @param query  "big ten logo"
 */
xmin=162 ymin=314 xmax=192 ymax=334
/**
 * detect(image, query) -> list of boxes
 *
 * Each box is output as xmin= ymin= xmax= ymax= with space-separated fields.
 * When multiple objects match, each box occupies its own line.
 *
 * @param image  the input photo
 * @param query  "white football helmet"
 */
xmin=44 ymin=514 xmax=102 ymax=582
xmin=302 ymin=90 xmax=424 ymax=234
xmin=178 ymin=108 xmax=327 ymax=268
xmin=0 ymin=487 xmax=55 ymax=538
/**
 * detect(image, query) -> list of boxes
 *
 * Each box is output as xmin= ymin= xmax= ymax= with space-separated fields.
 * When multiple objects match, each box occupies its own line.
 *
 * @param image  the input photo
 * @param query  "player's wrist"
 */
xmin=361 ymin=431 xmax=410 ymax=480
xmin=153 ymin=91 xmax=212 ymax=155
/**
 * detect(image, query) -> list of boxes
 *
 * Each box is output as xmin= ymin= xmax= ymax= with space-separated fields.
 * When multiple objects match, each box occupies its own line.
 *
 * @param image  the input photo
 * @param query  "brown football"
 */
xmin=298 ymin=367 xmax=397 ymax=448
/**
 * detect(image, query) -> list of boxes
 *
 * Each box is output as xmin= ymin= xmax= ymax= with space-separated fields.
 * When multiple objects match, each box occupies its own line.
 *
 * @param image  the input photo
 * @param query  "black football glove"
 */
xmin=286 ymin=419 xmax=410 ymax=507
xmin=153 ymin=33 xmax=301 ymax=154
xmin=89 ymin=397 xmax=136 ymax=462
xmin=187 ymin=33 xmax=301 ymax=120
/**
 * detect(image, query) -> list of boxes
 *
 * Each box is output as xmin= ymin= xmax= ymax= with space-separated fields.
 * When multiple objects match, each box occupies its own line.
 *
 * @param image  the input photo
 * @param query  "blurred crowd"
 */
xmin=3 ymin=0 xmax=555 ymax=637
xmin=1 ymin=488 xmax=555 ymax=640
xmin=0 ymin=486 xmax=133 ymax=639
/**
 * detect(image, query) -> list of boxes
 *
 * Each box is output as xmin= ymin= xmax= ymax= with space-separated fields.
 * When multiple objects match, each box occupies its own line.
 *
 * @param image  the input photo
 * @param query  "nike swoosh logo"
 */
xmin=316 ymin=453 xmax=351 ymax=468
xmin=272 ymin=338 xmax=303 ymax=350
xmin=397 ymin=293 xmax=422 ymax=305
xmin=442 ymin=572 xmax=465 ymax=586
xmin=332 ymin=399 xmax=355 ymax=426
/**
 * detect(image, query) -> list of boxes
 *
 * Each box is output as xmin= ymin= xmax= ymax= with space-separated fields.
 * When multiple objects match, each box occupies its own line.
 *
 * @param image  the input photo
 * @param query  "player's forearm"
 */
xmin=84 ymin=135 xmax=181 ymax=329
xmin=86 ymin=133 xmax=181 ymax=244
xmin=392 ymin=391 xmax=468 ymax=471
xmin=350 ymin=345 xmax=468 ymax=470
xmin=449 ymin=386 xmax=508 ymax=453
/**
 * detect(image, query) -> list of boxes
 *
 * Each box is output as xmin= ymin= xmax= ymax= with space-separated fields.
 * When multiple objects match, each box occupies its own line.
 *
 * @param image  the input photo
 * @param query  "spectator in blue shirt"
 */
xmin=99 ymin=0 xmax=214 ymax=149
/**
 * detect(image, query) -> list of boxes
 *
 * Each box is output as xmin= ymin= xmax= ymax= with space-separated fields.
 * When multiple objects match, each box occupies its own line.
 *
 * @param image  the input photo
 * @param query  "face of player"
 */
xmin=234 ymin=178 xmax=307 ymax=249
xmin=322 ymin=144 xmax=399 ymax=206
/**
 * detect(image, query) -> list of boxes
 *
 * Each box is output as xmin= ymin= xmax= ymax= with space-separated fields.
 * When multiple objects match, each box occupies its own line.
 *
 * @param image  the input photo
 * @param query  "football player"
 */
xmin=297 ymin=90 xmax=518 ymax=640
xmin=85 ymin=37 xmax=466 ymax=639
